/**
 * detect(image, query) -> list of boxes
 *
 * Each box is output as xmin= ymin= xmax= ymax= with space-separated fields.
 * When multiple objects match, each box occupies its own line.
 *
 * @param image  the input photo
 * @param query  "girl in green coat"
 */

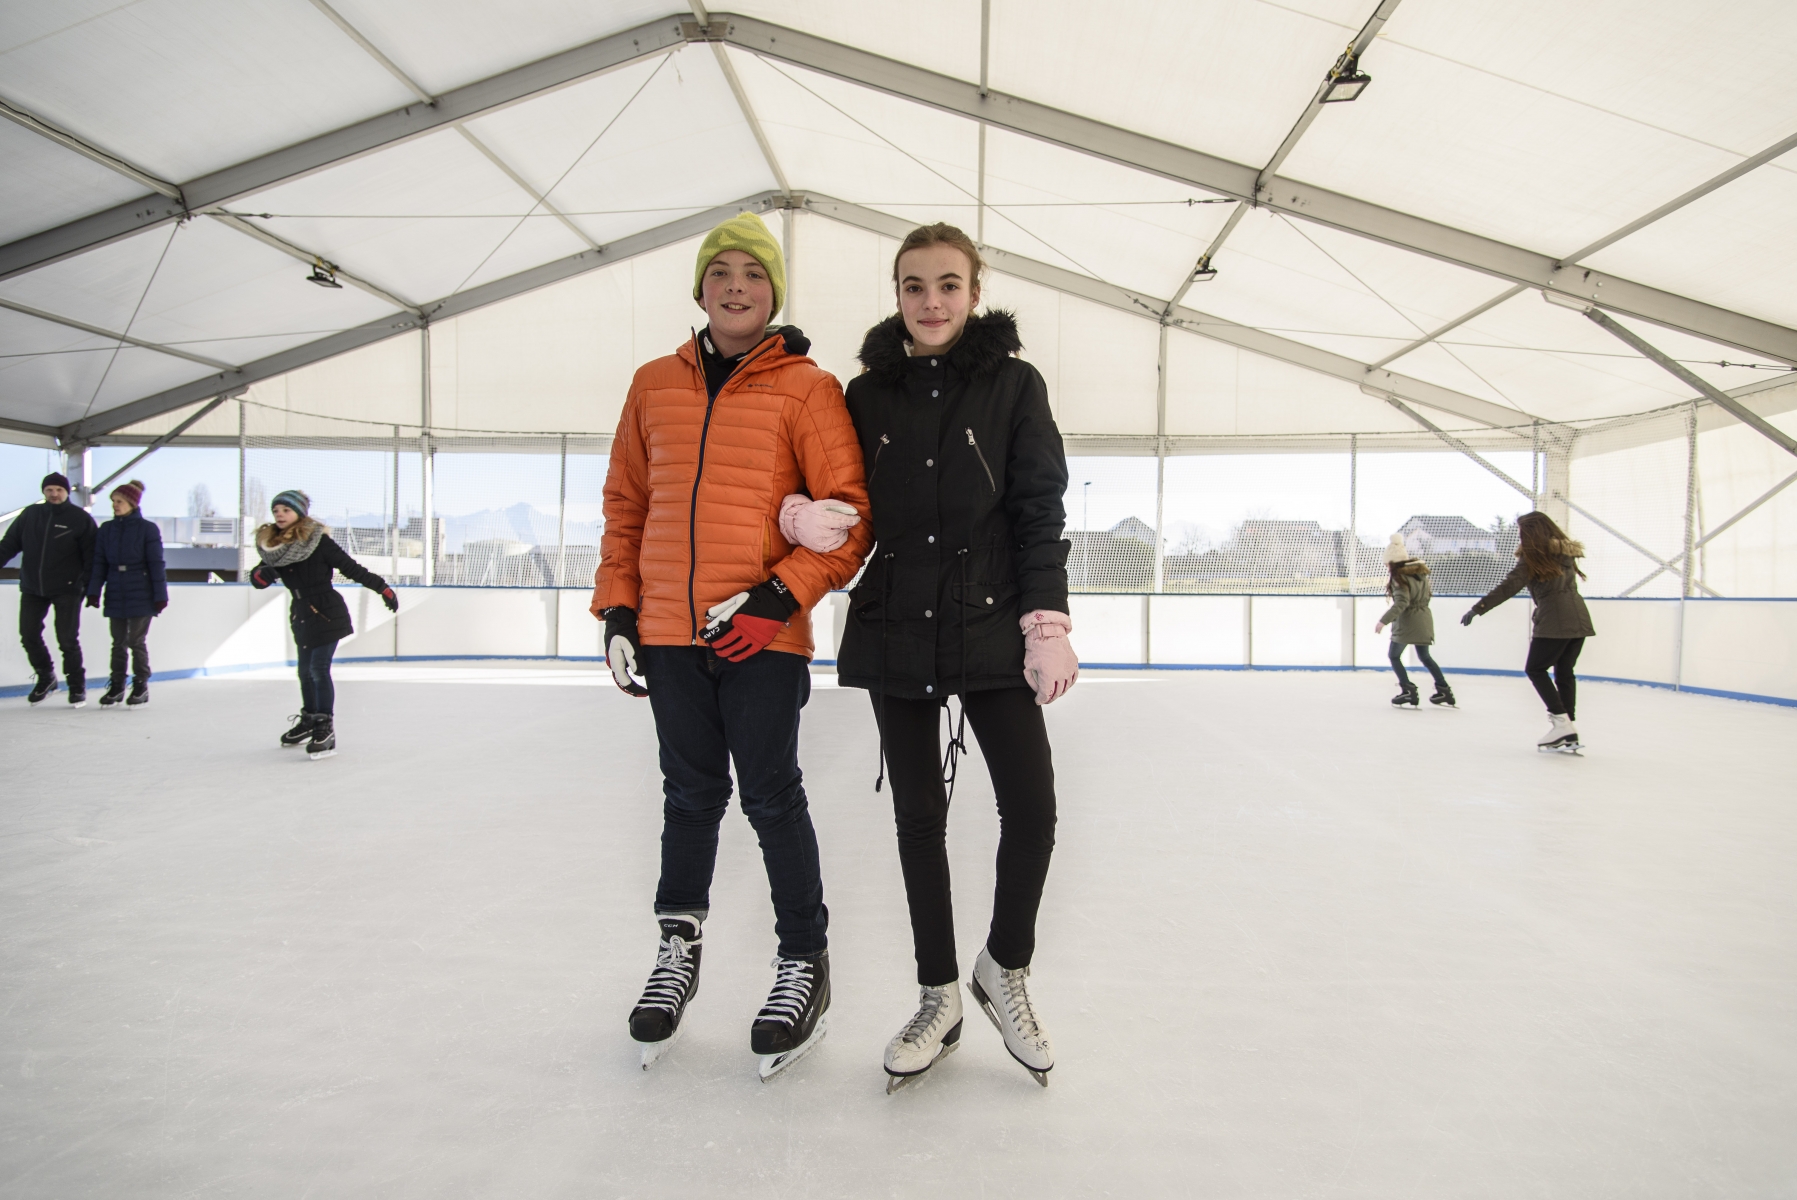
xmin=1375 ymin=534 xmax=1453 ymax=708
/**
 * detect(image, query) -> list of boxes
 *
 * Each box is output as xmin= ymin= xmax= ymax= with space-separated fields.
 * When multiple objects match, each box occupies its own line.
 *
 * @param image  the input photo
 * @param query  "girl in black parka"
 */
xmin=836 ymin=223 xmax=1076 ymax=1091
xmin=248 ymin=489 xmax=396 ymax=759
xmin=85 ymin=479 xmax=166 ymax=708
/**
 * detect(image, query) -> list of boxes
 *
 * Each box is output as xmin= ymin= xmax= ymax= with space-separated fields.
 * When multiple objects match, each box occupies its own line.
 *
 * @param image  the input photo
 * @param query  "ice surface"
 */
xmin=3 ymin=663 xmax=1795 ymax=1198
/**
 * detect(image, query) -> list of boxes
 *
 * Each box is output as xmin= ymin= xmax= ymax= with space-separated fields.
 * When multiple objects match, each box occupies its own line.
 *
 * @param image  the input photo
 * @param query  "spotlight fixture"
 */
xmin=1319 ymin=50 xmax=1372 ymax=103
xmin=1189 ymin=257 xmax=1218 ymax=284
xmin=306 ymin=256 xmax=342 ymax=289
xmin=1541 ymin=289 xmax=1594 ymax=313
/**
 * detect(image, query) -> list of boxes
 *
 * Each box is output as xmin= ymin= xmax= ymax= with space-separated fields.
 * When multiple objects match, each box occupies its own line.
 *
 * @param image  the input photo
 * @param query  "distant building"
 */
xmin=1397 ymin=515 xmax=1496 ymax=557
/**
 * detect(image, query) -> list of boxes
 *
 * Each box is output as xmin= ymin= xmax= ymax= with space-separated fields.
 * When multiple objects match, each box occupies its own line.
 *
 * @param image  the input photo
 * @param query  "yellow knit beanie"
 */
xmin=693 ymin=211 xmax=785 ymax=318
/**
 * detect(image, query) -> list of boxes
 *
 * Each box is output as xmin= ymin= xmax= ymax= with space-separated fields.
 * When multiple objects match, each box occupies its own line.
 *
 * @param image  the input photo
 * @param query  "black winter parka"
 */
xmin=837 ymin=310 xmax=1070 ymax=699
xmin=0 ymin=501 xmax=96 ymax=597
xmin=88 ymin=510 xmax=167 ymax=617
xmin=251 ymin=531 xmax=389 ymax=649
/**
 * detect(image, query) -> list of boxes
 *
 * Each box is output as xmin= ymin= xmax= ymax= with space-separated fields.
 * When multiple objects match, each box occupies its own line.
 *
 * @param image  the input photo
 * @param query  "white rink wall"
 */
xmin=3 ymin=584 xmax=1793 ymax=705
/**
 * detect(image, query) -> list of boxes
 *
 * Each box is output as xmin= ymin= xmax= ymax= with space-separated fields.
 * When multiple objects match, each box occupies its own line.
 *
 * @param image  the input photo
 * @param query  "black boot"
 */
xmin=281 ymin=713 xmax=319 ymax=748
xmin=68 ymin=682 xmax=86 ymax=707
xmin=1391 ymin=682 xmax=1419 ymax=707
xmin=98 ymin=680 xmax=127 ymax=707
xmin=306 ymin=715 xmax=337 ymax=760
xmin=126 ymin=679 xmax=149 ymax=707
xmin=27 ymin=674 xmax=57 ymax=704
xmin=752 ymin=951 xmax=831 ymax=1079
xmin=1429 ymin=683 xmax=1456 ymax=707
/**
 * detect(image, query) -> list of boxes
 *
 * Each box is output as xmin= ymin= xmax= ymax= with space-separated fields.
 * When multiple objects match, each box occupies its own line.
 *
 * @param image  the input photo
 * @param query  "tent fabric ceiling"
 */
xmin=1 ymin=0 xmax=1793 ymax=442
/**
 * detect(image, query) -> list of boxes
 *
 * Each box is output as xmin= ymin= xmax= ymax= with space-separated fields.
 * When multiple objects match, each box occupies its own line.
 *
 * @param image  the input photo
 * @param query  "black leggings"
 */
xmin=1525 ymin=636 xmax=1584 ymax=718
xmin=871 ymin=687 xmax=1057 ymax=985
xmin=1388 ymin=641 xmax=1446 ymax=691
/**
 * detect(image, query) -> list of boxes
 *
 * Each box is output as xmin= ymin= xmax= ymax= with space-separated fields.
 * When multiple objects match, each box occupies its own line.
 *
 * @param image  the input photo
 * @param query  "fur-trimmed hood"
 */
xmin=1393 ymin=559 xmax=1430 ymax=576
xmin=1516 ymin=537 xmax=1586 ymax=559
xmin=856 ymin=308 xmax=1022 ymax=385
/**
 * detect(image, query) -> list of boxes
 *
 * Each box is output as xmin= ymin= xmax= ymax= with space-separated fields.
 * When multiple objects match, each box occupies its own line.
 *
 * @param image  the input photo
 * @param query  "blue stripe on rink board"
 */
xmin=6 ymin=658 xmax=1794 ymax=708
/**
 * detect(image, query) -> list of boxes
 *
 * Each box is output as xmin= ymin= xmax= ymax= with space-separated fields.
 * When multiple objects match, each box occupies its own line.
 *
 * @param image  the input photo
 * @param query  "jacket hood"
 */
xmin=678 ymin=324 xmax=811 ymax=368
xmin=1396 ymin=560 xmax=1430 ymax=576
xmin=856 ymin=309 xmax=1022 ymax=385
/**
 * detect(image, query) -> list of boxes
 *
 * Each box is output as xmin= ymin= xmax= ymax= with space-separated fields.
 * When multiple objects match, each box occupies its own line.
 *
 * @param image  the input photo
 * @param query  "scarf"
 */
xmin=256 ymin=522 xmax=325 ymax=568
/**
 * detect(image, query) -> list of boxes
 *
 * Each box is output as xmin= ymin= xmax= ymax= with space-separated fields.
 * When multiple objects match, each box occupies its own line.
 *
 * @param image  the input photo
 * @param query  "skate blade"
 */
xmin=306 ymin=748 xmax=337 ymax=761
xmin=885 ymin=1037 xmax=960 ymax=1094
xmin=637 ymin=1023 xmax=684 ymax=1071
xmin=969 ymin=979 xmax=1054 ymax=1086
xmin=758 ymin=1013 xmax=828 ymax=1082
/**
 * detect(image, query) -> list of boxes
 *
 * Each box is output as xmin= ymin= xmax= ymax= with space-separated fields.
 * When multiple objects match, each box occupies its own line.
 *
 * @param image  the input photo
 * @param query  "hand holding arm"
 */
xmin=778 ymin=494 xmax=861 ymax=554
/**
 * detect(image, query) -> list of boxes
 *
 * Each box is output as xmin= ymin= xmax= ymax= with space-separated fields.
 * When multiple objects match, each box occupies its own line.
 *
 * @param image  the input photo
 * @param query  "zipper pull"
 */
xmin=965 ymin=428 xmax=975 ymax=445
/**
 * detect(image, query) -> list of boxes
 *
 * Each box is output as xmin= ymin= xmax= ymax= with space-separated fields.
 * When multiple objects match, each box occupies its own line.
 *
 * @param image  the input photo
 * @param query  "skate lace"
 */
xmin=898 ymin=986 xmax=952 ymax=1047
xmin=757 ymin=957 xmax=814 ymax=1028
xmin=998 ymin=967 xmax=1043 ymax=1042
xmin=635 ymin=935 xmax=697 ymax=1016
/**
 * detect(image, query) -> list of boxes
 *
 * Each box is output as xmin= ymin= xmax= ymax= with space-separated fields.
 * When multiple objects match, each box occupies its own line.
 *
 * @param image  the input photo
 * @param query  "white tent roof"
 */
xmin=2 ymin=0 xmax=1794 ymax=446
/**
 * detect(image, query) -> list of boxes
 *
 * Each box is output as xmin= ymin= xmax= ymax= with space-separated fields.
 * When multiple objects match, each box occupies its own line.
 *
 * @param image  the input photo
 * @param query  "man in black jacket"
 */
xmin=1 ymin=472 xmax=97 ymax=704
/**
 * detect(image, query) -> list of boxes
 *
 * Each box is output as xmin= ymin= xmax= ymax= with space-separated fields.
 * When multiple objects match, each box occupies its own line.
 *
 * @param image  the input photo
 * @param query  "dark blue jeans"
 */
xmin=640 ymin=645 xmax=826 ymax=959
xmin=297 ymin=640 xmax=338 ymax=715
xmin=1389 ymin=640 xmax=1446 ymax=691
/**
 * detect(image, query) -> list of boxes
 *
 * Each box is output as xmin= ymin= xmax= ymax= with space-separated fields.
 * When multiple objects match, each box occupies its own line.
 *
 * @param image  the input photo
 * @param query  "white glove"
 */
xmin=779 ymin=494 xmax=861 ymax=553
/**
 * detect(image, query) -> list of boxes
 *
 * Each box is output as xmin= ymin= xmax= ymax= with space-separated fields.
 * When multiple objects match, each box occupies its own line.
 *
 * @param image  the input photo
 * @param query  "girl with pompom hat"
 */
xmin=85 ymin=480 xmax=166 ymax=707
xmin=1375 ymin=532 xmax=1453 ymax=708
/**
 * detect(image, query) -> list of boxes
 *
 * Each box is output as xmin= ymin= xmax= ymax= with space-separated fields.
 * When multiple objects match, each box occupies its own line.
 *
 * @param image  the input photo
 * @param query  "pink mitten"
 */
xmin=779 ymin=494 xmax=862 ymax=553
xmin=1020 ymin=609 xmax=1078 ymax=705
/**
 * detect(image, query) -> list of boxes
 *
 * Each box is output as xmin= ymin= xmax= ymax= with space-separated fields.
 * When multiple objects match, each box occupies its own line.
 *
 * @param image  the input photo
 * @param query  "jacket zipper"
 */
xmin=867 ymin=434 xmax=890 ymax=485
xmin=685 ymin=333 xmax=780 ymax=642
xmin=966 ymin=428 xmax=996 ymax=492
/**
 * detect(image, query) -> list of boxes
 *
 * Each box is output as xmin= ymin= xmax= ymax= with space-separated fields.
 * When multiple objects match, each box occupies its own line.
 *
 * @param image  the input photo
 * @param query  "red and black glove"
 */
xmin=701 ymin=577 xmax=799 ymax=662
xmin=381 ymin=587 xmax=398 ymax=613
xmin=249 ymin=564 xmax=275 ymax=589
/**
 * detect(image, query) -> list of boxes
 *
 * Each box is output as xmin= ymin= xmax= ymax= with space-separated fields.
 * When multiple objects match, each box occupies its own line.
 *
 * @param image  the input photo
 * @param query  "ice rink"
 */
xmin=3 ymin=662 xmax=1794 ymax=1198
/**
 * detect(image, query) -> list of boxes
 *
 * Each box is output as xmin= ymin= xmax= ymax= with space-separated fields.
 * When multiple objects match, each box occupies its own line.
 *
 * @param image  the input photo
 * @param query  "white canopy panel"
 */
xmin=0 ymin=0 xmax=1792 ymax=446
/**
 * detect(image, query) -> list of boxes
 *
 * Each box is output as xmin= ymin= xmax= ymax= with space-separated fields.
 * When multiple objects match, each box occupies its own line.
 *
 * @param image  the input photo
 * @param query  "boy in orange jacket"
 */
xmin=592 ymin=211 xmax=871 ymax=1077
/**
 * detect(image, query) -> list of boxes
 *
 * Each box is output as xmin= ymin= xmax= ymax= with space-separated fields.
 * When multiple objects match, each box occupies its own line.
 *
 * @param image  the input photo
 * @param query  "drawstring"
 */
xmin=875 ymin=551 xmax=895 ymax=792
xmin=941 ymin=547 xmax=970 ymax=802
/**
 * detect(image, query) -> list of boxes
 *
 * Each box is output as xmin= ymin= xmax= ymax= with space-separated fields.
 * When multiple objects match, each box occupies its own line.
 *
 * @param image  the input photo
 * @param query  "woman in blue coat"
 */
xmin=85 ymin=479 xmax=166 ymax=707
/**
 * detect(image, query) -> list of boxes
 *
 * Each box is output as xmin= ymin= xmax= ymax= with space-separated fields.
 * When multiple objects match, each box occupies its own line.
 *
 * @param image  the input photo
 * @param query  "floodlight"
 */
xmin=1541 ymin=289 xmax=1593 ymax=313
xmin=1189 ymin=258 xmax=1218 ymax=284
xmin=1320 ymin=52 xmax=1372 ymax=103
xmin=306 ymin=257 xmax=342 ymax=289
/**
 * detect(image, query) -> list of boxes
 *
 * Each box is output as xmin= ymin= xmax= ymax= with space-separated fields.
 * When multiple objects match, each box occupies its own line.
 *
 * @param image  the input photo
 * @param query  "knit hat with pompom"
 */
xmin=111 ymin=479 xmax=144 ymax=508
xmin=1383 ymin=533 xmax=1412 ymax=564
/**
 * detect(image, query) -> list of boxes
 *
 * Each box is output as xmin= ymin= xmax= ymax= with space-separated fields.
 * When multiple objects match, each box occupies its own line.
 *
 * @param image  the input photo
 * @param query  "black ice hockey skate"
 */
xmin=1391 ymin=683 xmax=1419 ymax=707
xmin=631 ymin=915 xmax=703 ymax=1070
xmin=1429 ymin=685 xmax=1456 ymax=707
xmin=281 ymin=713 xmax=318 ymax=747
xmin=752 ymin=951 xmax=830 ymax=1081
xmin=27 ymin=674 xmax=56 ymax=704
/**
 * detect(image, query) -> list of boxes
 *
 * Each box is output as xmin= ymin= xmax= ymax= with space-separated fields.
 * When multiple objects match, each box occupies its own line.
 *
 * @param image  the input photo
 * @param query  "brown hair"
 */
xmin=1515 ymin=511 xmax=1585 ymax=581
xmin=257 ymin=515 xmax=322 ymax=548
xmin=1385 ymin=558 xmax=1426 ymax=596
xmin=892 ymin=223 xmax=984 ymax=295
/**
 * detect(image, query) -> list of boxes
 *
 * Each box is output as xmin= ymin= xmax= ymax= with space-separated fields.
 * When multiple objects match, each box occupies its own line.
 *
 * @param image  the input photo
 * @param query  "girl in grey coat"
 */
xmin=1375 ymin=534 xmax=1452 ymax=708
xmin=1461 ymin=511 xmax=1595 ymax=752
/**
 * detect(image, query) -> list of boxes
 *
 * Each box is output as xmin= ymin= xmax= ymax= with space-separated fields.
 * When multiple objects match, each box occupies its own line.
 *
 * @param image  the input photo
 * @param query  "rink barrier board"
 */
xmin=4 ymin=585 xmax=1794 ymax=706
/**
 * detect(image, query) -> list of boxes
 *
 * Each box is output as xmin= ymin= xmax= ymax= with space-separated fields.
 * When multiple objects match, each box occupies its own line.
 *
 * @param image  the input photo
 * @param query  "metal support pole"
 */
xmin=390 ymin=424 xmax=400 ymax=575
xmin=63 ymin=444 xmax=92 ymax=509
xmin=1677 ymin=404 xmax=1697 ymax=689
xmin=1530 ymin=419 xmax=1540 ymax=508
xmin=237 ymin=399 xmax=247 ymax=579
xmin=1347 ymin=433 xmax=1358 ymax=595
xmin=556 ymin=434 xmax=568 ymax=588
xmin=976 ymin=0 xmax=989 ymax=245
xmin=420 ymin=326 xmax=435 ymax=586
xmin=781 ymin=204 xmax=795 ymax=327
xmin=1151 ymin=322 xmax=1168 ymax=594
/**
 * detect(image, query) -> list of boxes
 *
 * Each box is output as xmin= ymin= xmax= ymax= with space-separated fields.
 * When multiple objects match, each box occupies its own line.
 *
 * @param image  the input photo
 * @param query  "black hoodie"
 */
xmin=0 ymin=500 xmax=97 ymax=597
xmin=836 ymin=309 xmax=1070 ymax=700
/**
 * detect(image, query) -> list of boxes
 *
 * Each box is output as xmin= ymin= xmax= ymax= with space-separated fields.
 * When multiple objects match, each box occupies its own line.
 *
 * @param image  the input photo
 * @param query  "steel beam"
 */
xmin=800 ymin=195 xmax=1533 ymax=429
xmin=714 ymin=14 xmax=1797 ymax=365
xmin=57 ymin=192 xmax=783 ymax=442
xmin=0 ymin=14 xmax=689 ymax=281
xmin=0 ymin=296 xmax=237 ymax=371
xmin=205 ymin=211 xmax=421 ymax=314
xmin=88 ymin=394 xmax=232 ymax=493
xmin=0 ymin=415 xmax=61 ymax=441
xmin=0 ymin=98 xmax=183 ymax=202
xmin=1583 ymin=307 xmax=1797 ymax=457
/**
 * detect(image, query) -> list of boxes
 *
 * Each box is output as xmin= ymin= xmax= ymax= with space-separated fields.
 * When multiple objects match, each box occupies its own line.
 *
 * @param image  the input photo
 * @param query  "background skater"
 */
xmin=249 ymin=489 xmax=397 ymax=760
xmin=592 ymin=211 xmax=871 ymax=1079
xmin=1462 ymin=512 xmax=1595 ymax=752
xmin=85 ymin=480 xmax=164 ymax=709
xmin=1376 ymin=533 xmax=1453 ymax=708
xmin=1 ymin=472 xmax=95 ymax=706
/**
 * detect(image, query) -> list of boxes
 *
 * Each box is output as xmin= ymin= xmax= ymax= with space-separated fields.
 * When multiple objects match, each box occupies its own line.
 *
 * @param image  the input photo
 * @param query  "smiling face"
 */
xmin=697 ymin=249 xmax=775 ymax=356
xmin=272 ymin=504 xmax=299 ymax=530
xmin=897 ymin=244 xmax=979 ymax=354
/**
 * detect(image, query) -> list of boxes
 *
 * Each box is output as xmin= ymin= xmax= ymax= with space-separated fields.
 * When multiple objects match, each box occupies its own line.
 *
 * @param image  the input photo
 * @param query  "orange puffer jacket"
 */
xmin=592 ymin=328 xmax=872 ymax=659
